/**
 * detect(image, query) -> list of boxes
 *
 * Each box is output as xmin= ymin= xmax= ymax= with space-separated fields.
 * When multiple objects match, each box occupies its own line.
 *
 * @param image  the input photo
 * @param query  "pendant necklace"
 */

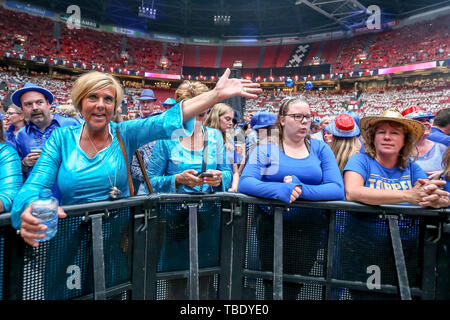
xmin=85 ymin=127 xmax=121 ymax=199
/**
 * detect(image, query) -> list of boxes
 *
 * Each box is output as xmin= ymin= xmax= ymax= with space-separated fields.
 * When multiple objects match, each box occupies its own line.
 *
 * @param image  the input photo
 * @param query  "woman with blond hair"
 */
xmin=238 ymin=95 xmax=344 ymax=300
xmin=143 ymin=81 xmax=232 ymax=194
xmin=204 ymin=102 xmax=245 ymax=192
xmin=11 ymin=69 xmax=261 ymax=247
xmin=326 ymin=113 xmax=361 ymax=173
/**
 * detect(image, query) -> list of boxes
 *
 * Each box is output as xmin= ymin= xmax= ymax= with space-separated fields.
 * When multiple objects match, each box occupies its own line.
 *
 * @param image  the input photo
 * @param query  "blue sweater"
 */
xmin=238 ymin=139 xmax=345 ymax=203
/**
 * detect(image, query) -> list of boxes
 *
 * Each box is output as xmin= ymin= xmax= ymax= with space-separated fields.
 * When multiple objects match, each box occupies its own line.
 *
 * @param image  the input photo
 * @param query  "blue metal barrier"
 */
xmin=0 ymin=193 xmax=448 ymax=300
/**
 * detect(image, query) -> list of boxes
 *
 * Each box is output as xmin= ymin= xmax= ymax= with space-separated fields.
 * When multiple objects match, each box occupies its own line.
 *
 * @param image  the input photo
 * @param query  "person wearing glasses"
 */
xmin=238 ymin=95 xmax=344 ymax=203
xmin=3 ymin=104 xmax=26 ymax=148
xmin=238 ymin=96 xmax=344 ymax=300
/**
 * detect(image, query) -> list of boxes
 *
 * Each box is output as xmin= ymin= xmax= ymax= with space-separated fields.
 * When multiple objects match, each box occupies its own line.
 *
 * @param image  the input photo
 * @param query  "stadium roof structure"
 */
xmin=22 ymin=0 xmax=450 ymax=38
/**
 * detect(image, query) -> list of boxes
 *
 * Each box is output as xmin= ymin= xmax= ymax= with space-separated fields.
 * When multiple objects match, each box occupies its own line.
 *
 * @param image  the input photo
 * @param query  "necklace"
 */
xmin=85 ymin=126 xmax=121 ymax=199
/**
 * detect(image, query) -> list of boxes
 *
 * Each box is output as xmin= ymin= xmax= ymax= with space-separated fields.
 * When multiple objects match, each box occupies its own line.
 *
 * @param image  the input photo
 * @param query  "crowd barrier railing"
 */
xmin=0 ymin=193 xmax=449 ymax=300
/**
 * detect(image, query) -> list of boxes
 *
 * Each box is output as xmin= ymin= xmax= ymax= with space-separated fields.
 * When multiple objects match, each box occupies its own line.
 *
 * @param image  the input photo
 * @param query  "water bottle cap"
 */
xmin=39 ymin=189 xmax=52 ymax=199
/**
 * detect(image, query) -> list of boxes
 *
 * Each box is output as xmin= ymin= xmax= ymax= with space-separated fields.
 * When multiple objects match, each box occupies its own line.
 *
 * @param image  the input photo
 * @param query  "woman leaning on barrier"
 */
xmin=238 ymin=96 xmax=344 ymax=300
xmin=344 ymin=108 xmax=449 ymax=208
xmin=145 ymin=81 xmax=233 ymax=300
xmin=0 ymin=116 xmax=22 ymax=213
xmin=11 ymin=69 xmax=262 ymax=247
xmin=238 ymin=95 xmax=345 ymax=203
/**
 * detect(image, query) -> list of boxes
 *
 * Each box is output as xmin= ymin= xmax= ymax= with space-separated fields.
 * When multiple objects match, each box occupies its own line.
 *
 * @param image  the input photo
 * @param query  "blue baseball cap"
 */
xmin=138 ymin=89 xmax=157 ymax=101
xmin=161 ymin=97 xmax=176 ymax=107
xmin=251 ymin=111 xmax=277 ymax=130
xmin=11 ymin=82 xmax=54 ymax=107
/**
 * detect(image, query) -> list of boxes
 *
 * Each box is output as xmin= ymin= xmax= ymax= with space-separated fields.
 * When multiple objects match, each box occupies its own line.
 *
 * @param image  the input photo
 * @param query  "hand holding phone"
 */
xmin=198 ymin=172 xmax=214 ymax=178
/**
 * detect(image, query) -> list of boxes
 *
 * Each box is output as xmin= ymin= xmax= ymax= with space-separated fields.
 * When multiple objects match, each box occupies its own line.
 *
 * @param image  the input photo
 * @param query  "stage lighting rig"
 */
xmin=138 ymin=0 xmax=157 ymax=19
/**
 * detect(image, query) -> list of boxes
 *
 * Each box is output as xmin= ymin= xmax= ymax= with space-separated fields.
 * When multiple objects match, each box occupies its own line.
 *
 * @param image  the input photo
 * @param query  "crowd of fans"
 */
xmin=245 ymin=77 xmax=450 ymax=119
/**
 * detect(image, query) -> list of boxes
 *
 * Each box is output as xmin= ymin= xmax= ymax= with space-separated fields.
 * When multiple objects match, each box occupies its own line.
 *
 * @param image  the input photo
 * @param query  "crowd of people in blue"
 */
xmin=0 ymin=68 xmax=449 ymax=252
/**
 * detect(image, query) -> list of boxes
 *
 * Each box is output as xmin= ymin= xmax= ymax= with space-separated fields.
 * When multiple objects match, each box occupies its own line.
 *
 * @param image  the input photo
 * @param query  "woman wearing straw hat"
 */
xmin=344 ymin=108 xmax=449 ymax=208
xmin=326 ymin=113 xmax=361 ymax=174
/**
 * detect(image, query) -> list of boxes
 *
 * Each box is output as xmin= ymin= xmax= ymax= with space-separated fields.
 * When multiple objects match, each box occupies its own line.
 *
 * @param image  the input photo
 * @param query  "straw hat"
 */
xmin=359 ymin=108 xmax=424 ymax=145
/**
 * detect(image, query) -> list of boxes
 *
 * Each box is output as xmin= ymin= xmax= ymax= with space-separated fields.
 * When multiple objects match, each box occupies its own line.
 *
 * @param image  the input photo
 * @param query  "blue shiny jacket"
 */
xmin=10 ymin=103 xmax=194 ymax=229
xmin=0 ymin=143 xmax=22 ymax=212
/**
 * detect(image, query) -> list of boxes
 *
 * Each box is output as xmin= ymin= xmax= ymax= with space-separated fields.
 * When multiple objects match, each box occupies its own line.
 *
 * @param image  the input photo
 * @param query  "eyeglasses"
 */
xmin=5 ymin=112 xmax=21 ymax=116
xmin=284 ymin=113 xmax=312 ymax=122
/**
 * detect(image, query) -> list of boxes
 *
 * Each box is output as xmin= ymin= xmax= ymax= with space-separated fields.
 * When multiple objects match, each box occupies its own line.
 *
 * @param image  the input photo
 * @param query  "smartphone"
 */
xmin=198 ymin=172 xmax=214 ymax=178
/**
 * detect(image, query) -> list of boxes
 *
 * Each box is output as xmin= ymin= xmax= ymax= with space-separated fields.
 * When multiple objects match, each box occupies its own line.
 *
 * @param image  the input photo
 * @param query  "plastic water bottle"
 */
xmin=31 ymin=189 xmax=58 ymax=242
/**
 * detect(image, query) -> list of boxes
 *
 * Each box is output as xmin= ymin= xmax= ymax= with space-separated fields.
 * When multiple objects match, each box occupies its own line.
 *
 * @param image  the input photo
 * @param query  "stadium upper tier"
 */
xmin=0 ymin=5 xmax=448 ymax=76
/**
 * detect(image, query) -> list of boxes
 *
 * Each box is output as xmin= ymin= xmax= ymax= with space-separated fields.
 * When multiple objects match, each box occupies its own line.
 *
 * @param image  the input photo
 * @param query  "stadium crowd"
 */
xmin=1 ymin=66 xmax=449 ymax=247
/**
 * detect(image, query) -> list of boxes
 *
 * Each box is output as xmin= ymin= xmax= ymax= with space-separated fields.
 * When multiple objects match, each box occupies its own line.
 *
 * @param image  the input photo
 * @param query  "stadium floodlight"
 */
xmin=138 ymin=0 xmax=157 ymax=19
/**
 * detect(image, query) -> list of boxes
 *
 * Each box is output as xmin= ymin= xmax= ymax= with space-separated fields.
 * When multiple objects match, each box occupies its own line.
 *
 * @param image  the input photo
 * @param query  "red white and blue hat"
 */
xmin=11 ymin=82 xmax=54 ymax=107
xmin=326 ymin=113 xmax=360 ymax=138
xmin=401 ymin=106 xmax=434 ymax=120
xmin=138 ymin=89 xmax=157 ymax=101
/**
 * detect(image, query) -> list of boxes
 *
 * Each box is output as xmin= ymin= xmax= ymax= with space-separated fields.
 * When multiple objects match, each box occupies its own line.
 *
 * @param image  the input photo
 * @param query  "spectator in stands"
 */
xmin=146 ymin=82 xmax=232 ymax=194
xmin=311 ymin=116 xmax=332 ymax=140
xmin=11 ymin=82 xmax=79 ymax=181
xmin=127 ymin=111 xmax=138 ymax=120
xmin=204 ymin=102 xmax=244 ymax=192
xmin=238 ymin=96 xmax=344 ymax=300
xmin=239 ymin=96 xmax=344 ymax=203
xmin=428 ymin=108 xmax=450 ymax=146
xmin=161 ymin=97 xmax=176 ymax=110
xmin=4 ymin=104 xmax=26 ymax=147
xmin=402 ymin=106 xmax=447 ymax=178
xmin=12 ymin=68 xmax=261 ymax=247
xmin=145 ymin=80 xmax=233 ymax=300
xmin=327 ymin=113 xmax=361 ymax=173
xmin=137 ymin=88 xmax=157 ymax=119
xmin=0 ymin=116 xmax=22 ymax=213
xmin=323 ymin=126 xmax=332 ymax=145
xmin=130 ymin=89 xmax=159 ymax=188
xmin=246 ymin=111 xmax=277 ymax=159
xmin=344 ymin=108 xmax=449 ymax=208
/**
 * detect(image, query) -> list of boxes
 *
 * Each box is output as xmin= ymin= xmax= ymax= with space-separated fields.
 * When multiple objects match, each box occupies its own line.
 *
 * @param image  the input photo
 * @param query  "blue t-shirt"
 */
xmin=428 ymin=127 xmax=450 ymax=147
xmin=344 ymin=153 xmax=427 ymax=197
xmin=238 ymin=139 xmax=345 ymax=203
xmin=413 ymin=141 xmax=447 ymax=174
